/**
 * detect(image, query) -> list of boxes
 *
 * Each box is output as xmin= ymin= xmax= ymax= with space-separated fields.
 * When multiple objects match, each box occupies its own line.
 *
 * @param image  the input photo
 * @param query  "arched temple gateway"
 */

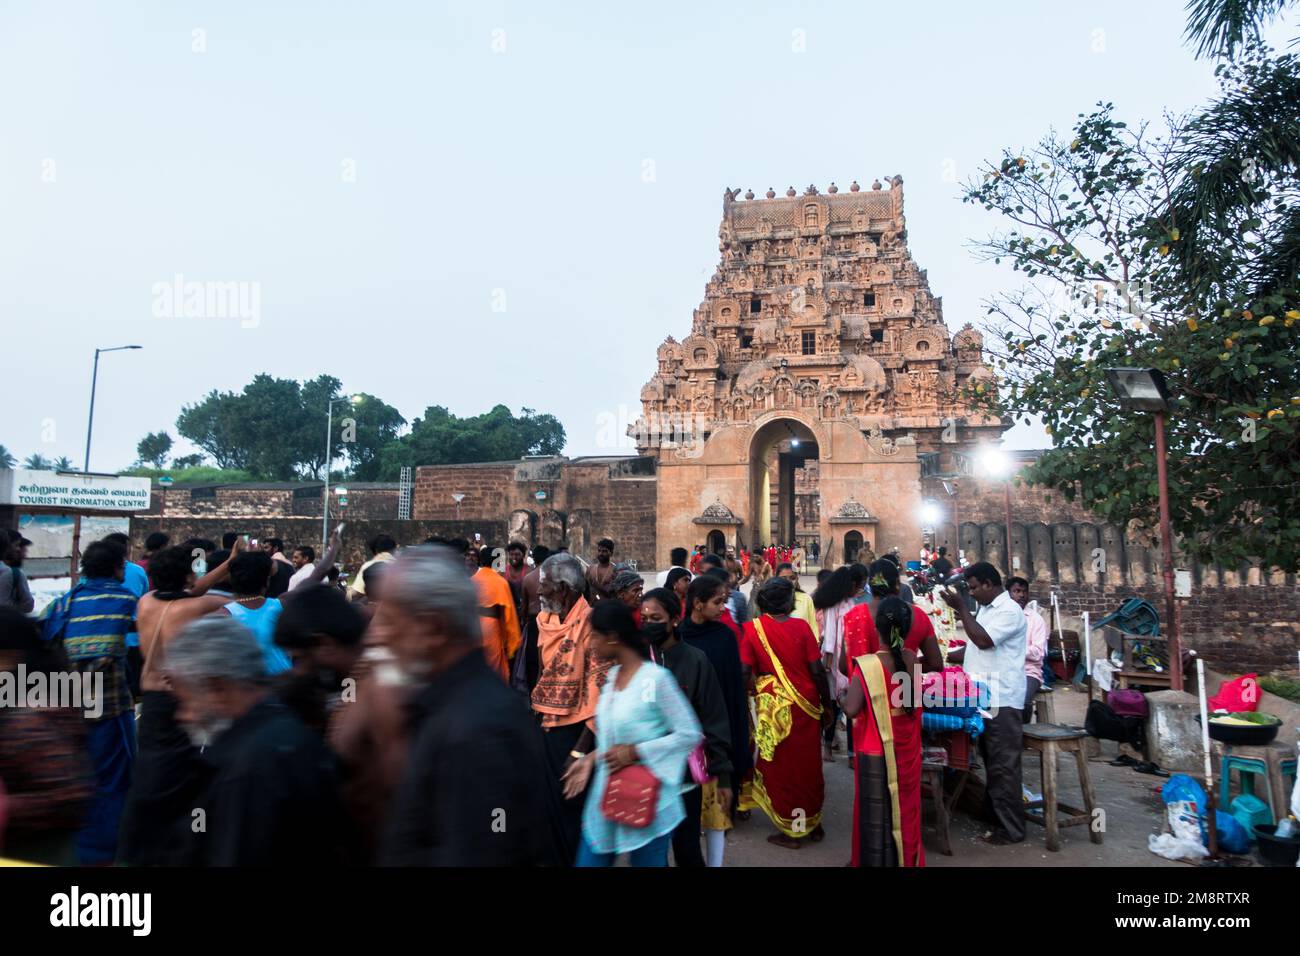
xmin=634 ymin=179 xmax=1005 ymax=566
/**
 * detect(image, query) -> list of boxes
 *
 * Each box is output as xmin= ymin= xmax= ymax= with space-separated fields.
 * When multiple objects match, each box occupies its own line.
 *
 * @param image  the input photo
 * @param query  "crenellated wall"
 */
xmin=918 ymin=471 xmax=1300 ymax=675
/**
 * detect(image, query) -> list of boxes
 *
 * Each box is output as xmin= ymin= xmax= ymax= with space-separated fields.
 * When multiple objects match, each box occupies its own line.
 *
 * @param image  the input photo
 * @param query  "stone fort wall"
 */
xmin=123 ymin=459 xmax=1298 ymax=673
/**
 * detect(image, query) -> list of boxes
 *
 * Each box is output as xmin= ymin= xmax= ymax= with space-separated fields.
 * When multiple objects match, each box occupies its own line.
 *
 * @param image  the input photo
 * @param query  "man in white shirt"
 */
xmin=287 ymin=545 xmax=318 ymax=591
xmin=941 ymin=561 xmax=1027 ymax=845
xmin=654 ymin=547 xmax=691 ymax=588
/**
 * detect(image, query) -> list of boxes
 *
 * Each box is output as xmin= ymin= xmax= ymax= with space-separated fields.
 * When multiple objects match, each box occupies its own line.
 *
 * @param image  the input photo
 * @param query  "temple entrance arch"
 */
xmin=706 ymin=529 xmax=726 ymax=555
xmin=844 ymin=530 xmax=864 ymax=564
xmin=748 ymin=415 xmax=820 ymax=549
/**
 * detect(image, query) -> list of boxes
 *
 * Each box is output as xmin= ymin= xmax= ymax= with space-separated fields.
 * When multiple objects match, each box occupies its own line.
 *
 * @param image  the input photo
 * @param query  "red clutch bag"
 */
xmin=600 ymin=763 xmax=660 ymax=828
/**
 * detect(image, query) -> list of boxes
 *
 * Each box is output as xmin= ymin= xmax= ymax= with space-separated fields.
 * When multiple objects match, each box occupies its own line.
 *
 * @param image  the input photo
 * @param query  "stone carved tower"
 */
xmin=637 ymin=180 xmax=1004 ymax=566
xmin=636 ymin=178 xmax=1001 ymax=453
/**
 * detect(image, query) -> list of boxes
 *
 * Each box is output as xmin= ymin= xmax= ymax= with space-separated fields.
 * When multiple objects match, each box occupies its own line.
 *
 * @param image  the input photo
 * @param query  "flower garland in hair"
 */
xmin=886 ymin=626 xmax=905 ymax=651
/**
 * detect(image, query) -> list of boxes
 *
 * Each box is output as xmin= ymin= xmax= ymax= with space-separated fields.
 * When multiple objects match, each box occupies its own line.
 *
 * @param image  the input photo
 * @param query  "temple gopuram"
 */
xmin=634 ymin=178 xmax=1004 ymax=565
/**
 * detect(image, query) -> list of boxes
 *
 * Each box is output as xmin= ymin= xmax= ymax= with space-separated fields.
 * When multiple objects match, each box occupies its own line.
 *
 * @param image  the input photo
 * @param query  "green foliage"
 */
xmin=135 ymin=431 xmax=173 ymax=468
xmin=0 ymin=446 xmax=13 ymax=469
xmin=121 ymin=465 xmax=256 ymax=484
xmin=962 ymin=9 xmax=1299 ymax=570
xmin=175 ymin=375 xmax=406 ymax=481
xmin=1259 ymin=675 xmax=1300 ymax=701
xmin=374 ymin=405 xmax=566 ymax=479
xmin=22 ymin=454 xmax=53 ymax=470
xmin=168 ymin=376 xmax=564 ymax=482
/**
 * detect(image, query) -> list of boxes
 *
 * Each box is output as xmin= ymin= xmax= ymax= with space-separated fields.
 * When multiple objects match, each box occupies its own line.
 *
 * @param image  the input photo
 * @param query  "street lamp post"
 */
xmin=977 ymin=447 xmax=1016 ymax=576
xmin=322 ymin=394 xmax=361 ymax=550
xmin=84 ymin=345 xmax=143 ymax=472
xmin=1105 ymin=367 xmax=1183 ymax=692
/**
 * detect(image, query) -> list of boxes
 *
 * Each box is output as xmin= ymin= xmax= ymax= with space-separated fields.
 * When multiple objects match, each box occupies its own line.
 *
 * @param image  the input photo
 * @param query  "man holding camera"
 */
xmin=941 ymin=562 xmax=1027 ymax=845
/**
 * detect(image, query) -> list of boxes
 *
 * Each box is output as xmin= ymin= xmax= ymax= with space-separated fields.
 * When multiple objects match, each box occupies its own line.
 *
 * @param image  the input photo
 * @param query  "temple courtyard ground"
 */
xmin=657 ymin=572 xmax=1298 ymax=868
xmin=725 ymin=680 xmax=1181 ymax=867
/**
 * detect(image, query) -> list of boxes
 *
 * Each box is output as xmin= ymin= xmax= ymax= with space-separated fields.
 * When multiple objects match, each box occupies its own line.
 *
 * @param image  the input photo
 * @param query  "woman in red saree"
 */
xmin=841 ymin=596 xmax=924 ymax=867
xmin=738 ymin=577 xmax=833 ymax=849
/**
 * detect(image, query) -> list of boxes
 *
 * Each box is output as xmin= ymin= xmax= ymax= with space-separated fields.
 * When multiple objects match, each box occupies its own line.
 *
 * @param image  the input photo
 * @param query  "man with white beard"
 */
xmin=532 ymin=552 xmax=610 ymax=865
xmin=166 ymin=615 xmax=347 ymax=866
xmin=378 ymin=546 xmax=558 ymax=865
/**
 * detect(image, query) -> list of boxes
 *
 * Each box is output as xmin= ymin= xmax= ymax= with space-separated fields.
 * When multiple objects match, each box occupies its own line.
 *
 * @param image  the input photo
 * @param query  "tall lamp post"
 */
xmin=84 ymin=345 xmax=143 ymax=471
xmin=977 ymin=447 xmax=1016 ymax=575
xmin=322 ymin=394 xmax=361 ymax=550
xmin=1105 ymin=367 xmax=1183 ymax=692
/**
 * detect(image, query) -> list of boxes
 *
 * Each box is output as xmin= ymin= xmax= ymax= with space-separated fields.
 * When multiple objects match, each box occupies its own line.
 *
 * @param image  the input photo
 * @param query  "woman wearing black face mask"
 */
xmin=640 ymin=587 xmax=733 ymax=867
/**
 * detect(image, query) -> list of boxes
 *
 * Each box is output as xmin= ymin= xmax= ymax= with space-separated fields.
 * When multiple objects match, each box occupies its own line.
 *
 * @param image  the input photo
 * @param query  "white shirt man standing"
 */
xmin=941 ymin=562 xmax=1027 ymax=845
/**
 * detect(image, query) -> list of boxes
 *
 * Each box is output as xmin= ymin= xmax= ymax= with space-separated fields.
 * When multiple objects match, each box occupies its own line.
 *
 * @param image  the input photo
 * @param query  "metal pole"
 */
xmin=1004 ymin=479 xmax=1015 ymax=576
xmin=70 ymin=514 xmax=82 ymax=580
xmin=322 ymin=401 xmax=333 ymax=553
xmin=83 ymin=348 xmax=101 ymax=471
xmin=1153 ymin=410 xmax=1184 ymax=693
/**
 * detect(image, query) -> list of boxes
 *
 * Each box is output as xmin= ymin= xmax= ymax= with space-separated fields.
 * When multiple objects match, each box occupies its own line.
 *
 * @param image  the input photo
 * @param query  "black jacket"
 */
xmin=196 ymin=697 xmax=347 ymax=866
xmin=381 ymin=650 xmax=560 ymax=866
xmin=658 ymin=639 xmax=735 ymax=789
xmin=678 ymin=617 xmax=752 ymax=783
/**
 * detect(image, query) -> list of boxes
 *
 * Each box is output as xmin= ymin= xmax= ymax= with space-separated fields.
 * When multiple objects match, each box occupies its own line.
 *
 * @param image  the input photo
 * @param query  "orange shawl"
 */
xmin=474 ymin=567 xmax=521 ymax=680
xmin=531 ymin=596 xmax=607 ymax=729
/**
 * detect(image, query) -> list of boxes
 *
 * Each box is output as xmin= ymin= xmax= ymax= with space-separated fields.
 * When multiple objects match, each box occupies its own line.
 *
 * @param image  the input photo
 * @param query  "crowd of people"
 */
xmin=0 ymin=525 xmax=1043 ymax=868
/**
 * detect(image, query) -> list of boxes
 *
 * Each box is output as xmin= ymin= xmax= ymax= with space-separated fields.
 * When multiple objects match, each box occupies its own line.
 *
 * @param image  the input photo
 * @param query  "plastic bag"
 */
xmin=1210 ymin=810 xmax=1252 ymax=854
xmin=1207 ymin=673 xmax=1259 ymax=713
xmin=1161 ymin=775 xmax=1206 ymax=846
xmin=1149 ymin=831 xmax=1209 ymax=861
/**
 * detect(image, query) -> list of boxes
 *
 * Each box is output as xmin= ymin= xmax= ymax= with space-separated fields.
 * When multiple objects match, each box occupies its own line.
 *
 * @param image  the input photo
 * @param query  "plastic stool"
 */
xmin=1229 ymin=794 xmax=1272 ymax=834
xmin=1219 ymin=745 xmax=1298 ymax=825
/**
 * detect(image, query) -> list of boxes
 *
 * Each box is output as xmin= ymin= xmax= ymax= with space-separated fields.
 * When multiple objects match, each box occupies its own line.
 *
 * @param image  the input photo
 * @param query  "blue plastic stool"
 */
xmin=1229 ymin=794 xmax=1271 ymax=835
xmin=1220 ymin=747 xmax=1298 ymax=825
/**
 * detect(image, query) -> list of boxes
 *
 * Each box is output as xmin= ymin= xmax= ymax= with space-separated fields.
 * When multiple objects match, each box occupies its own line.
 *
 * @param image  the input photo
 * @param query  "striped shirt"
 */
xmin=41 ymin=578 xmax=137 ymax=719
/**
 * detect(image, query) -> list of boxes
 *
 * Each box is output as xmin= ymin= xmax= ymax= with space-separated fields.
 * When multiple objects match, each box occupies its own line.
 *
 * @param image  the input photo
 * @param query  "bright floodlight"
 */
xmin=791 ymin=438 xmax=800 ymax=447
xmin=920 ymin=502 xmax=941 ymax=526
xmin=1105 ymin=367 xmax=1172 ymax=413
xmin=977 ymin=446 xmax=1010 ymax=478
xmin=351 ymin=394 xmax=364 ymax=404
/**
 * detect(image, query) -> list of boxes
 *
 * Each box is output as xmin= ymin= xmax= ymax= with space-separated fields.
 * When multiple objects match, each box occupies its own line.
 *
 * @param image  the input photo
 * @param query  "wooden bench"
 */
xmin=1022 ymin=724 xmax=1103 ymax=852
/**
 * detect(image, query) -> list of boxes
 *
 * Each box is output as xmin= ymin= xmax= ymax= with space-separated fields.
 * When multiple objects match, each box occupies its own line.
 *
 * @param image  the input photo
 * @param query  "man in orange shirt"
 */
xmin=472 ymin=546 xmax=520 ymax=680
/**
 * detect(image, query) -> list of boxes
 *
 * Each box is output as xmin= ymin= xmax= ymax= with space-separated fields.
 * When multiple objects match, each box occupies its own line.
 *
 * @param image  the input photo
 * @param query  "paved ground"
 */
xmin=682 ymin=572 xmax=1185 ymax=867
xmin=722 ymin=683 xmax=1183 ymax=867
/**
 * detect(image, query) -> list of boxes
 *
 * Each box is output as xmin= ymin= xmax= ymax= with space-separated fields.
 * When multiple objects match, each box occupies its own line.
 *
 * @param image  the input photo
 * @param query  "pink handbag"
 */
xmin=601 ymin=763 xmax=660 ymax=828
xmin=687 ymin=742 xmax=711 ymax=785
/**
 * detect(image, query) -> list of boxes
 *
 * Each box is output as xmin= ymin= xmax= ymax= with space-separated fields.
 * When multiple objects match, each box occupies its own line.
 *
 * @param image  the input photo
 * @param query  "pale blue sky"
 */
xmin=1 ymin=1 xmax=1286 ymax=471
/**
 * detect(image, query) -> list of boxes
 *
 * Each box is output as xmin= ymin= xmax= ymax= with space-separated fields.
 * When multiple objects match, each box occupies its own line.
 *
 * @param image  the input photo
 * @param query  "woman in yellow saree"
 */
xmin=738 ymin=577 xmax=833 ymax=849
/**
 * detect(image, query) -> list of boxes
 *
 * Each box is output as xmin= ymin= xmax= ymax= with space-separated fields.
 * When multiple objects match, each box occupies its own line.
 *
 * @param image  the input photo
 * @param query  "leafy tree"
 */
xmin=136 ymin=431 xmax=173 ymax=468
xmin=375 ymin=405 xmax=565 ymax=479
xmin=337 ymin=393 xmax=407 ymax=481
xmin=23 ymin=454 xmax=53 ymax=470
xmin=53 ymin=456 xmax=74 ymax=470
xmin=963 ymin=1 xmax=1299 ymax=570
xmin=176 ymin=388 xmax=250 ymax=470
xmin=172 ymin=453 xmax=206 ymax=469
xmin=0 ymin=446 xmax=14 ymax=469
